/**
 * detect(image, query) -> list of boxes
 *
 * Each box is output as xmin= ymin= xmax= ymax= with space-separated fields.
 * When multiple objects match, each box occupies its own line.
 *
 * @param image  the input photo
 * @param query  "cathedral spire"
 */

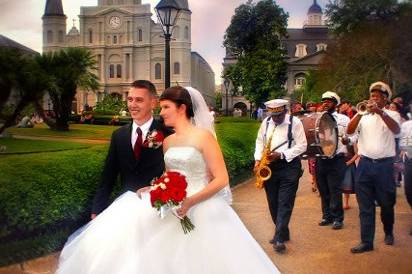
xmin=44 ymin=0 xmax=65 ymax=17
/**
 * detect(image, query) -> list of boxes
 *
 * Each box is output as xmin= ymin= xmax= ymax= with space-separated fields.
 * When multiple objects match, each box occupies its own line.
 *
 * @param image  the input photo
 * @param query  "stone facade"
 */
xmin=42 ymin=0 xmax=215 ymax=112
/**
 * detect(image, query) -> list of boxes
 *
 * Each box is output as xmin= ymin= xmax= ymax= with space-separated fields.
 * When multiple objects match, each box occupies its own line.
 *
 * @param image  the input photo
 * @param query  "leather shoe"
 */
xmin=273 ymin=241 xmax=286 ymax=253
xmin=384 ymin=234 xmax=394 ymax=245
xmin=332 ymin=221 xmax=343 ymax=230
xmin=269 ymin=238 xmax=275 ymax=244
xmin=269 ymin=235 xmax=290 ymax=244
xmin=350 ymin=243 xmax=373 ymax=254
xmin=318 ymin=219 xmax=333 ymax=226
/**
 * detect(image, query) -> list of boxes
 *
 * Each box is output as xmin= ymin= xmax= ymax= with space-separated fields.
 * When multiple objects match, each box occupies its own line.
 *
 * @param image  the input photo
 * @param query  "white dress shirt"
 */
xmin=331 ymin=111 xmax=350 ymax=155
xmin=254 ymin=114 xmax=307 ymax=162
xmin=400 ymin=120 xmax=412 ymax=158
xmin=356 ymin=109 xmax=401 ymax=159
xmin=131 ymin=117 xmax=154 ymax=147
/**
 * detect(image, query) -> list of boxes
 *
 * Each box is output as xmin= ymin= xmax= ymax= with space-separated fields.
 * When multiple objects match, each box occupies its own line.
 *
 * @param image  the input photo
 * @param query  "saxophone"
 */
xmin=255 ymin=133 xmax=274 ymax=189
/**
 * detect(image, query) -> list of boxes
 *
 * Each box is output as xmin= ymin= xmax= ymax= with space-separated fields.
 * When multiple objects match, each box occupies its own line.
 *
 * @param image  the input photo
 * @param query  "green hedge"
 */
xmin=0 ymin=118 xmax=261 ymax=266
xmin=0 ymin=146 xmax=108 ymax=265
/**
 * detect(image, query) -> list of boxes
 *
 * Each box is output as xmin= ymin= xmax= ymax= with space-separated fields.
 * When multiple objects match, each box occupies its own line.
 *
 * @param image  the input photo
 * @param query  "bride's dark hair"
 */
xmin=160 ymin=86 xmax=194 ymax=118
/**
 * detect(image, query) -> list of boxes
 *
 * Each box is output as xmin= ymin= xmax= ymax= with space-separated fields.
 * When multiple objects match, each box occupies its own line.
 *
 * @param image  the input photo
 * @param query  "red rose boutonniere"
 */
xmin=150 ymin=171 xmax=195 ymax=234
xmin=143 ymin=130 xmax=164 ymax=149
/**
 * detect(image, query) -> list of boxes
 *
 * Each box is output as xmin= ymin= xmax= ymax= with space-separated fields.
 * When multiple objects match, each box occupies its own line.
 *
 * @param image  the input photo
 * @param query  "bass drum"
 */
xmin=297 ymin=112 xmax=338 ymax=158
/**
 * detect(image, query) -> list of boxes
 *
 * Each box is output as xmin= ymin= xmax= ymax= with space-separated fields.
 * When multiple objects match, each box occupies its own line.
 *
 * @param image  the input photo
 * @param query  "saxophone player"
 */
xmin=254 ymin=99 xmax=307 ymax=253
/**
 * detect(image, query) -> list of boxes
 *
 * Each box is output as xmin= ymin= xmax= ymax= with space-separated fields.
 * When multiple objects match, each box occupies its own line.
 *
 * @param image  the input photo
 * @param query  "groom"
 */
xmin=91 ymin=80 xmax=171 ymax=218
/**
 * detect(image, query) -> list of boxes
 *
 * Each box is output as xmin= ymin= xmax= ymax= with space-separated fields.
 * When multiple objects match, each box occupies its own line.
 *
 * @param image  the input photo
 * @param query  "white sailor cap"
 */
xmin=369 ymin=81 xmax=392 ymax=100
xmin=321 ymin=91 xmax=341 ymax=105
xmin=264 ymin=99 xmax=288 ymax=115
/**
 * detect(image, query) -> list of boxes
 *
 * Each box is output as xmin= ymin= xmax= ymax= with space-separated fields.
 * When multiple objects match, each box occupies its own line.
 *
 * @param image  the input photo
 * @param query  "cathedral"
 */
xmin=42 ymin=0 xmax=215 ymax=112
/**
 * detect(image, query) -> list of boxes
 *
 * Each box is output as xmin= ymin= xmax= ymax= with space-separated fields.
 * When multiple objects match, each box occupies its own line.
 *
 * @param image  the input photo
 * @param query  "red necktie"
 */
xmin=134 ymin=127 xmax=143 ymax=160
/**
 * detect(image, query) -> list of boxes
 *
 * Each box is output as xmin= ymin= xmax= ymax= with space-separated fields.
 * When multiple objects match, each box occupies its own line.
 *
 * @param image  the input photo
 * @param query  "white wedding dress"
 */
xmin=57 ymin=147 xmax=280 ymax=274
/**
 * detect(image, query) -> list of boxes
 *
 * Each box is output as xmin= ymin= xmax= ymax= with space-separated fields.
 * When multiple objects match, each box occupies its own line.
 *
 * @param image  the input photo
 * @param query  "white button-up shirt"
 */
xmin=131 ymin=117 xmax=153 ymax=147
xmin=254 ymin=114 xmax=307 ymax=162
xmin=331 ymin=111 xmax=350 ymax=155
xmin=401 ymin=120 xmax=412 ymax=158
xmin=356 ymin=109 xmax=401 ymax=159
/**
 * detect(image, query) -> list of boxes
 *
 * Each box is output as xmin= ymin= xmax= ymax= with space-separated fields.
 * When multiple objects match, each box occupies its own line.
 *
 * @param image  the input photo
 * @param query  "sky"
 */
xmin=0 ymin=0 xmax=328 ymax=84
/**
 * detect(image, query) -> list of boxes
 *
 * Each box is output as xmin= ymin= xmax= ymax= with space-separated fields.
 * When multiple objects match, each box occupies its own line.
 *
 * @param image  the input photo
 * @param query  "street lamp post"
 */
xmin=224 ymin=78 xmax=230 ymax=116
xmin=155 ymin=0 xmax=182 ymax=89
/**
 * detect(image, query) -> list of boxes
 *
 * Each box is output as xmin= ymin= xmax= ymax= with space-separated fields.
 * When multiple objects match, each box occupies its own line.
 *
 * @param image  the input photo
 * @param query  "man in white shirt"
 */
xmin=347 ymin=81 xmax=401 ymax=253
xmin=316 ymin=91 xmax=350 ymax=230
xmin=400 ymin=120 xmax=412 ymax=235
xmin=254 ymin=99 xmax=307 ymax=253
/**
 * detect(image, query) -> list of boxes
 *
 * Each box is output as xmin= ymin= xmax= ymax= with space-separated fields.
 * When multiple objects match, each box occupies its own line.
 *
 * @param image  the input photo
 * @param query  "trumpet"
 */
xmin=255 ymin=134 xmax=274 ymax=189
xmin=356 ymin=100 xmax=377 ymax=115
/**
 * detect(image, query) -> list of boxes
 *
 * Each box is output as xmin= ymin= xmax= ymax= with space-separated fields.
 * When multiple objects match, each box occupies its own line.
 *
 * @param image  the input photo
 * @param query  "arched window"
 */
xmin=138 ymin=29 xmax=143 ymax=41
xmin=294 ymin=73 xmax=306 ymax=89
xmin=184 ymin=26 xmax=189 ymax=39
xmin=295 ymin=44 xmax=307 ymax=58
xmin=88 ymin=29 xmax=93 ymax=44
xmin=109 ymin=65 xmax=115 ymax=78
xmin=47 ymin=30 xmax=53 ymax=43
xmin=173 ymin=26 xmax=180 ymax=39
xmin=316 ymin=43 xmax=327 ymax=51
xmin=113 ymin=35 xmax=117 ymax=44
xmin=116 ymin=64 xmax=122 ymax=78
xmin=173 ymin=62 xmax=180 ymax=75
xmin=58 ymin=31 xmax=64 ymax=43
xmin=155 ymin=63 xmax=161 ymax=79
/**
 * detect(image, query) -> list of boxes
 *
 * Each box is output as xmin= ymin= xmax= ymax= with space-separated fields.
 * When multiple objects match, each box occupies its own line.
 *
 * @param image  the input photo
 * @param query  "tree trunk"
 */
xmin=33 ymin=100 xmax=56 ymax=129
xmin=0 ymin=100 xmax=28 ymax=135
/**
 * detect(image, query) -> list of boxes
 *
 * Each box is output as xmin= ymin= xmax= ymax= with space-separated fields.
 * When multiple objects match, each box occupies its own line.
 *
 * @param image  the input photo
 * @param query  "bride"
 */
xmin=57 ymin=86 xmax=280 ymax=274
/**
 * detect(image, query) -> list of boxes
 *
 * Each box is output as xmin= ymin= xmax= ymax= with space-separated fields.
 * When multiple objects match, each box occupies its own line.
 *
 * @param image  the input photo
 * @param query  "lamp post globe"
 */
xmin=155 ymin=0 xmax=182 ymax=89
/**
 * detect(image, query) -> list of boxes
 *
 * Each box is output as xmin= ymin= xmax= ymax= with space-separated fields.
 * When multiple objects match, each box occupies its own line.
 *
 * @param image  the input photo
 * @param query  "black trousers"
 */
xmin=264 ymin=158 xmax=301 ymax=242
xmin=404 ymin=158 xmax=412 ymax=207
xmin=316 ymin=155 xmax=346 ymax=222
xmin=355 ymin=156 xmax=396 ymax=245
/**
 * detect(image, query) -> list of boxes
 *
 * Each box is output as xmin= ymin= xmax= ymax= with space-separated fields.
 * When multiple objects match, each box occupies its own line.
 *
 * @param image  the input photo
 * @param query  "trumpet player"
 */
xmin=347 ymin=81 xmax=401 ymax=254
xmin=254 ymin=99 xmax=307 ymax=253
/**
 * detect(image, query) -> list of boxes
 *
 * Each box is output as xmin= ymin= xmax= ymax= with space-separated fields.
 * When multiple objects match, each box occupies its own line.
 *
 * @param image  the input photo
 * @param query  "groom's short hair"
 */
xmin=131 ymin=80 xmax=157 ymax=97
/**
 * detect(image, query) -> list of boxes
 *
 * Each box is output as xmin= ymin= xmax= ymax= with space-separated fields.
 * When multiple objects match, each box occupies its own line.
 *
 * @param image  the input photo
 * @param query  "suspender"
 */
xmin=264 ymin=115 xmax=294 ymax=149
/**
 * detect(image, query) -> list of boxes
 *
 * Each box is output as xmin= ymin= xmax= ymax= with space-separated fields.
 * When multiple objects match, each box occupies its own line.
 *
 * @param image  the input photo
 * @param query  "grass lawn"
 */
xmin=0 ymin=138 xmax=91 ymax=154
xmin=6 ymin=123 xmax=119 ymax=140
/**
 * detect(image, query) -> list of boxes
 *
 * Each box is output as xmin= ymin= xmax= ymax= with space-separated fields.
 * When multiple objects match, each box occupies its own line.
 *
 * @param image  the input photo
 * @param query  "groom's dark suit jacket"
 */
xmin=92 ymin=118 xmax=172 ymax=214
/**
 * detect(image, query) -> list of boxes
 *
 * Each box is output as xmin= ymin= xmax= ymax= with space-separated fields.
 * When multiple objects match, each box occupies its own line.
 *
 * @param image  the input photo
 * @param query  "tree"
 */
xmin=38 ymin=48 xmax=99 ymax=131
xmin=0 ymin=48 xmax=52 ymax=134
xmin=291 ymin=71 xmax=324 ymax=104
xmin=223 ymin=0 xmax=289 ymax=105
xmin=317 ymin=0 xmax=412 ymax=102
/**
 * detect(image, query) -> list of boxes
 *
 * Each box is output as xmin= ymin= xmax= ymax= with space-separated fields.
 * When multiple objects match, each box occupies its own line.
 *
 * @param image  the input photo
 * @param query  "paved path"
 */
xmin=1 ymin=162 xmax=411 ymax=274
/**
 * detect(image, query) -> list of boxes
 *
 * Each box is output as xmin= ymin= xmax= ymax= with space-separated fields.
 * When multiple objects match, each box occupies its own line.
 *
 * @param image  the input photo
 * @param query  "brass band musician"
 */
xmin=254 ymin=99 xmax=307 ymax=253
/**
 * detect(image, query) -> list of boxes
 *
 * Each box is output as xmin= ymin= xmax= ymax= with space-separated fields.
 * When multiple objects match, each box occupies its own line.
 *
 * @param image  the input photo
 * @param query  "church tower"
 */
xmin=305 ymin=0 xmax=324 ymax=28
xmin=42 ymin=0 xmax=67 ymax=53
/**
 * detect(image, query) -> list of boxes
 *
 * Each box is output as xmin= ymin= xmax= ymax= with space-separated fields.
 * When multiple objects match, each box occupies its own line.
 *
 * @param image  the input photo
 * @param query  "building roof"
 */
xmin=44 ymin=0 xmax=65 ymax=16
xmin=282 ymin=28 xmax=331 ymax=58
xmin=308 ymin=0 xmax=322 ymax=14
xmin=68 ymin=26 xmax=80 ymax=36
xmin=0 ymin=35 xmax=38 ymax=55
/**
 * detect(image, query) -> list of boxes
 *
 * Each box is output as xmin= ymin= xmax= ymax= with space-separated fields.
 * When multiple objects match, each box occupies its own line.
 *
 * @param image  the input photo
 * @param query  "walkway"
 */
xmin=1 ymin=164 xmax=411 ymax=274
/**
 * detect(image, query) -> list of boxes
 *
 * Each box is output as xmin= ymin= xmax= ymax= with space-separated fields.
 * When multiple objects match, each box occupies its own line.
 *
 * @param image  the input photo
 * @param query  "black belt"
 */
xmin=361 ymin=156 xmax=394 ymax=163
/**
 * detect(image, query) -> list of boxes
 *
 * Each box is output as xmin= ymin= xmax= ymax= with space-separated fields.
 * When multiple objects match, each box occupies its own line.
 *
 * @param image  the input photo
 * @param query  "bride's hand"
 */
xmin=136 ymin=186 xmax=151 ymax=198
xmin=176 ymin=197 xmax=194 ymax=217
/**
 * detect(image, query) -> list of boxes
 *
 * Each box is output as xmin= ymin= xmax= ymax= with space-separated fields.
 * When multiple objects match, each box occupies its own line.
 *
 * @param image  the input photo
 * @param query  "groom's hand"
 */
xmin=90 ymin=213 xmax=97 ymax=220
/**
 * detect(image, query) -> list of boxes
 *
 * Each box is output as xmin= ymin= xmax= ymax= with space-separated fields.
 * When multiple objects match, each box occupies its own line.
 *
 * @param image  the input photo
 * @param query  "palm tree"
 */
xmin=38 ymin=48 xmax=99 ymax=131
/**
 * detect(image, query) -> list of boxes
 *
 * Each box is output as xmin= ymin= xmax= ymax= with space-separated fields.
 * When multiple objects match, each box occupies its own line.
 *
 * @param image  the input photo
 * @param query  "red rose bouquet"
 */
xmin=143 ymin=130 xmax=164 ymax=149
xmin=150 ymin=171 xmax=195 ymax=234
